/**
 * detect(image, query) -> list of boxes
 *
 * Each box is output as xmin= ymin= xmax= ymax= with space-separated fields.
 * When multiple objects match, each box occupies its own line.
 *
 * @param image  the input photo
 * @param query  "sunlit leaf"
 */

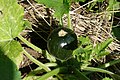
xmin=0 ymin=0 xmax=24 ymax=41
xmin=35 ymin=0 xmax=83 ymax=20
xmin=102 ymin=77 xmax=113 ymax=80
xmin=0 ymin=0 xmax=24 ymax=66
xmin=79 ymin=36 xmax=91 ymax=46
xmin=35 ymin=0 xmax=69 ymax=19
xmin=107 ymin=0 xmax=120 ymax=10
xmin=93 ymin=38 xmax=113 ymax=55
xmin=0 ymin=40 xmax=23 ymax=67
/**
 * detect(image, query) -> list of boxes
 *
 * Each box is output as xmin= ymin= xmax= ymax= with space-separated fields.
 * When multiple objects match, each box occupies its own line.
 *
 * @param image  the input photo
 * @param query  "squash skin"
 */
xmin=47 ymin=27 xmax=78 ymax=61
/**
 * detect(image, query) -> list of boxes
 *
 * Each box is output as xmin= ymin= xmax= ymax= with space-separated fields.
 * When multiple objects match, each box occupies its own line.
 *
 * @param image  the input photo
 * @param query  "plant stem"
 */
xmin=23 ymin=48 xmax=51 ymax=72
xmin=99 ymin=59 xmax=120 ymax=68
xmin=24 ymin=63 xmax=57 ymax=79
xmin=59 ymin=17 xmax=63 ymax=27
xmin=73 ymin=68 xmax=90 ymax=80
xmin=67 ymin=11 xmax=72 ymax=30
xmin=38 ymin=67 xmax=67 ymax=80
xmin=82 ymin=67 xmax=120 ymax=79
xmin=82 ymin=67 xmax=114 ymax=75
xmin=18 ymin=34 xmax=42 ymax=53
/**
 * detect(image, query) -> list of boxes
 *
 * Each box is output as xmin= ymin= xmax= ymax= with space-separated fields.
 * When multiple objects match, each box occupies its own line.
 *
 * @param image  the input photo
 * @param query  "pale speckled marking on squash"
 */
xmin=60 ymin=42 xmax=67 ymax=48
xmin=58 ymin=29 xmax=68 ymax=37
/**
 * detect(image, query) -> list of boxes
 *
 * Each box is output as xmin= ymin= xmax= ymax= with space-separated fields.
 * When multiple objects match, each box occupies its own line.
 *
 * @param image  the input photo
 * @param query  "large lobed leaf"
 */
xmin=35 ymin=0 xmax=69 ymax=19
xmin=0 ymin=0 xmax=24 ymax=41
xmin=0 ymin=0 xmax=24 ymax=66
xmin=0 ymin=41 xmax=23 ymax=67
xmin=35 ymin=0 xmax=85 ymax=20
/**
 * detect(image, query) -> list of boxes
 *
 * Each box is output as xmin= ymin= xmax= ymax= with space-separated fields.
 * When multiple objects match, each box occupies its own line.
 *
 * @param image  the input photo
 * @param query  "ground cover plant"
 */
xmin=0 ymin=0 xmax=120 ymax=80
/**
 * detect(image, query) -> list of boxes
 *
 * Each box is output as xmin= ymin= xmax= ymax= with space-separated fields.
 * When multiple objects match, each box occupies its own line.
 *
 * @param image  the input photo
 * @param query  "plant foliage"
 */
xmin=0 ymin=0 xmax=120 ymax=80
xmin=0 ymin=0 xmax=24 ymax=79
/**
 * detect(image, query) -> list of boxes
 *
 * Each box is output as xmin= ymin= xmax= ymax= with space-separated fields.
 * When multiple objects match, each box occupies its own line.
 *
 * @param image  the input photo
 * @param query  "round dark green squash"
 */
xmin=47 ymin=27 xmax=78 ymax=61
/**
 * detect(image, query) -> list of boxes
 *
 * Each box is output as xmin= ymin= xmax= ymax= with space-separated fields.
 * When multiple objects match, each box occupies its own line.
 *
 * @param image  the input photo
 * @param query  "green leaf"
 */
xmin=96 ymin=0 xmax=104 ymax=2
xmin=0 ymin=0 xmax=24 ymax=41
xmin=107 ymin=0 xmax=120 ymax=10
xmin=0 ymin=0 xmax=24 ymax=66
xmin=79 ymin=36 xmax=92 ymax=46
xmin=73 ymin=47 xmax=85 ymax=56
xmin=0 ymin=54 xmax=21 ymax=80
xmin=102 ymin=77 xmax=113 ymax=80
xmin=93 ymin=38 xmax=113 ymax=55
xmin=64 ymin=0 xmax=85 ymax=3
xmin=79 ymin=0 xmax=86 ymax=2
xmin=35 ymin=0 xmax=84 ymax=20
xmin=38 ymin=67 xmax=68 ymax=80
xmin=35 ymin=0 xmax=70 ymax=19
xmin=73 ymin=68 xmax=90 ymax=80
xmin=112 ymin=26 xmax=120 ymax=41
xmin=46 ymin=51 xmax=56 ymax=62
xmin=82 ymin=67 xmax=114 ymax=75
xmin=98 ymin=59 xmax=120 ymax=68
xmin=97 ymin=51 xmax=109 ymax=58
xmin=73 ymin=47 xmax=91 ymax=68
xmin=83 ymin=67 xmax=120 ymax=80
xmin=0 ymin=40 xmax=23 ymax=67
